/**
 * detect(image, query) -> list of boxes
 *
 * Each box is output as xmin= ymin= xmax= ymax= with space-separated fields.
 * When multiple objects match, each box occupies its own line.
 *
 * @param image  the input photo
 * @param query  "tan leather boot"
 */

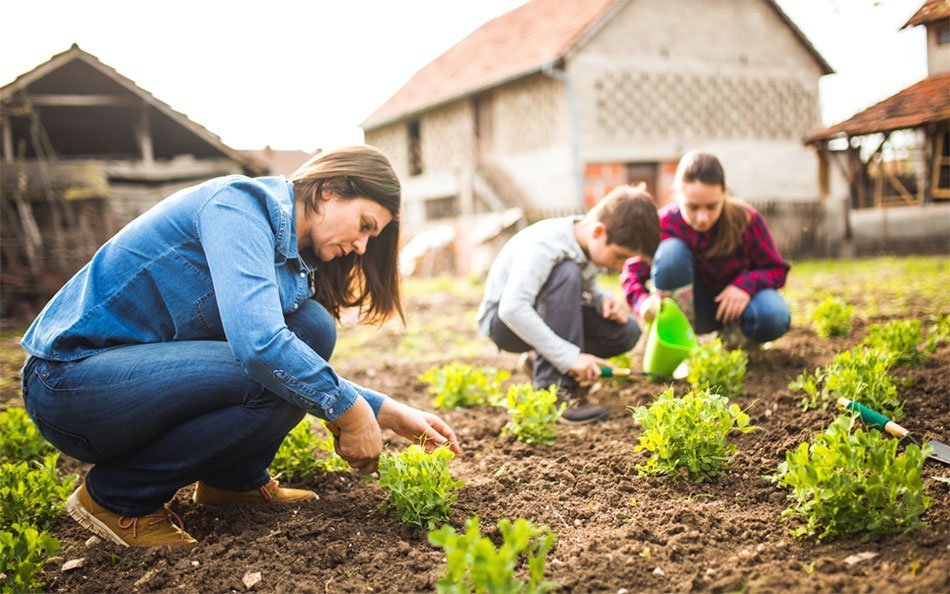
xmin=192 ymin=478 xmax=316 ymax=505
xmin=66 ymin=482 xmax=197 ymax=549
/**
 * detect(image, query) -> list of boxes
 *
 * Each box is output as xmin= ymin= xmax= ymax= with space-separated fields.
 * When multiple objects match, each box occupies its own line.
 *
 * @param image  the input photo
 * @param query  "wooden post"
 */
xmin=817 ymin=142 xmax=830 ymax=198
xmin=135 ymin=103 xmax=154 ymax=166
xmin=1 ymin=116 xmax=12 ymax=164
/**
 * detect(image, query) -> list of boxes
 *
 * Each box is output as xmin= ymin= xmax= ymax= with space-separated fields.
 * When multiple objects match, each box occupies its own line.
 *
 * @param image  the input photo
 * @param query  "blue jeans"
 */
xmin=652 ymin=238 xmax=790 ymax=342
xmin=21 ymin=299 xmax=334 ymax=516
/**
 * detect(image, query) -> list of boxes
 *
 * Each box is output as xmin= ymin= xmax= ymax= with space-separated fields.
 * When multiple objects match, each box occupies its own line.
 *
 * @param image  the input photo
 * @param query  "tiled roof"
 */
xmin=902 ymin=0 xmax=950 ymax=29
xmin=361 ymin=0 xmax=622 ymax=129
xmin=362 ymin=0 xmax=832 ymax=131
xmin=805 ymin=73 xmax=950 ymax=142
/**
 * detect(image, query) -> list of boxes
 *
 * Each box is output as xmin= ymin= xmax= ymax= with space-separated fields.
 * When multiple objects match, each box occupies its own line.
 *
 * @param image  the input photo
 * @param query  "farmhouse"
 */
xmin=362 ymin=0 xmax=832 ymax=273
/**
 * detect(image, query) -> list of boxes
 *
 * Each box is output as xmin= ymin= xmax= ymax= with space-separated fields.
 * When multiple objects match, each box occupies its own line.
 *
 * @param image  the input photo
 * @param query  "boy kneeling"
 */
xmin=476 ymin=185 xmax=660 ymax=423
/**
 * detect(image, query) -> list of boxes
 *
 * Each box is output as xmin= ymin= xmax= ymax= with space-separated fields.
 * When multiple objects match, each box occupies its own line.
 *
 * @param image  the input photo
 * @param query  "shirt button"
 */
xmin=292 ymin=303 xmax=298 ymax=310
xmin=300 ymin=272 xmax=306 ymax=277
xmin=328 ymin=408 xmax=334 ymax=415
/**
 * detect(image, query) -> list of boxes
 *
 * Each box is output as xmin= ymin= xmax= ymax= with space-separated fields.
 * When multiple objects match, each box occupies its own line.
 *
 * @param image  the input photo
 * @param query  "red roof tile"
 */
xmin=805 ymin=73 xmax=950 ymax=142
xmin=362 ymin=0 xmax=832 ymax=131
xmin=902 ymin=0 xmax=950 ymax=29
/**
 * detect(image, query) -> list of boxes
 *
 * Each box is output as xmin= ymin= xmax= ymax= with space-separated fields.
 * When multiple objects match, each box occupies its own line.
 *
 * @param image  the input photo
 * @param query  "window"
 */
xmin=408 ymin=120 xmax=422 ymax=176
xmin=424 ymin=196 xmax=459 ymax=220
xmin=937 ymin=24 xmax=950 ymax=45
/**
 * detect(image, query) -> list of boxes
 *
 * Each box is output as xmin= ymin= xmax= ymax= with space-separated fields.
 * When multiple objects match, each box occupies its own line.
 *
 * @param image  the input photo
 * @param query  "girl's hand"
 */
xmin=377 ymin=399 xmax=462 ymax=455
xmin=715 ymin=285 xmax=751 ymax=324
xmin=326 ymin=397 xmax=382 ymax=474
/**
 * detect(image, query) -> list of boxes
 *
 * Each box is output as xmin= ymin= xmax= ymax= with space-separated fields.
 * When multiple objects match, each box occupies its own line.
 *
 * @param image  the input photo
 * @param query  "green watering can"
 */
xmin=642 ymin=298 xmax=698 ymax=379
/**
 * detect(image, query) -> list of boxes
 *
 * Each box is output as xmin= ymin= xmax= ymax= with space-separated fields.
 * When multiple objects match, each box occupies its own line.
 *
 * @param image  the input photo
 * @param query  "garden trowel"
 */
xmin=836 ymin=398 xmax=950 ymax=465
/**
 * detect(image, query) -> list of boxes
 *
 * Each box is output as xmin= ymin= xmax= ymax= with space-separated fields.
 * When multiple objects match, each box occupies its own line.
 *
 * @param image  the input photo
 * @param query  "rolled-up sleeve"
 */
xmin=196 ymin=183 xmax=360 ymax=421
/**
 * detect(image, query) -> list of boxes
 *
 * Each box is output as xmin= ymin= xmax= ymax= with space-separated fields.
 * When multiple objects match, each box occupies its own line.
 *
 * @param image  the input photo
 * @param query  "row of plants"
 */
xmin=0 ymin=407 xmax=77 ymax=593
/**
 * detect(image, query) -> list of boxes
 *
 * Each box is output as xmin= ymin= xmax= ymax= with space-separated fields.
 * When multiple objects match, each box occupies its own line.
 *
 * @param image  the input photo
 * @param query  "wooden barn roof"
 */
xmin=1 ymin=44 xmax=266 ymax=173
xmin=361 ymin=0 xmax=832 ymax=131
xmin=806 ymin=73 xmax=950 ymax=142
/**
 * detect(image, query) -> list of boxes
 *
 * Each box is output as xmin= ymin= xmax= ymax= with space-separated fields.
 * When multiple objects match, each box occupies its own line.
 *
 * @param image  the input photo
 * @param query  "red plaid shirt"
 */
xmin=622 ymin=204 xmax=789 ymax=310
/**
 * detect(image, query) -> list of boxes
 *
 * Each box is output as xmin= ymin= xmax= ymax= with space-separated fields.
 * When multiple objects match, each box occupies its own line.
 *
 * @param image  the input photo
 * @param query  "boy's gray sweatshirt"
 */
xmin=476 ymin=216 xmax=610 ymax=373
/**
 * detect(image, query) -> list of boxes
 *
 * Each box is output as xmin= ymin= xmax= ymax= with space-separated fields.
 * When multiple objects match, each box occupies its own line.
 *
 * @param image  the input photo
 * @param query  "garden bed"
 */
xmin=2 ymin=258 xmax=948 ymax=593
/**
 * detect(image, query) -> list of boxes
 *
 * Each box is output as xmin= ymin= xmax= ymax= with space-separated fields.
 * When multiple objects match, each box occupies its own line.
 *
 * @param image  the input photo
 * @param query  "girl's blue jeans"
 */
xmin=21 ymin=299 xmax=334 ymax=516
xmin=652 ymin=238 xmax=790 ymax=342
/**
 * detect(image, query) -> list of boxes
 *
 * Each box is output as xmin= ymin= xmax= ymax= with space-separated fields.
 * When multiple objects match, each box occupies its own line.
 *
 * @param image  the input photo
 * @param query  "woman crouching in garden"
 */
xmin=19 ymin=145 xmax=461 ymax=549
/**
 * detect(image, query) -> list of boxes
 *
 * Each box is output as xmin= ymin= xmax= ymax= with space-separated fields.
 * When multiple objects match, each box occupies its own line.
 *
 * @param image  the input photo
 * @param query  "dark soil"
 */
xmin=3 ymin=292 xmax=948 ymax=594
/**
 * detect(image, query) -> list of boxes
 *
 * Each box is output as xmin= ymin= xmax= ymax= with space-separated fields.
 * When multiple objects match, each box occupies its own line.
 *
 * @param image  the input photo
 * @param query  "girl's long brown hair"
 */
xmin=675 ymin=151 xmax=750 ymax=259
xmin=290 ymin=145 xmax=404 ymax=324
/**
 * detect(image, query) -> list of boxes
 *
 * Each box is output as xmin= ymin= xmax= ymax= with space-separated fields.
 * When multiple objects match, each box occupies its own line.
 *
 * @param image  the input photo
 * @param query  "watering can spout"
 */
xmin=642 ymin=298 xmax=698 ymax=379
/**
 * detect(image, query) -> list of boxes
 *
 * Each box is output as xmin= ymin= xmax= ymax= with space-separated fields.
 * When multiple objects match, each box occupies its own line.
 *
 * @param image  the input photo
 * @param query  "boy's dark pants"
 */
xmin=486 ymin=261 xmax=640 ymax=391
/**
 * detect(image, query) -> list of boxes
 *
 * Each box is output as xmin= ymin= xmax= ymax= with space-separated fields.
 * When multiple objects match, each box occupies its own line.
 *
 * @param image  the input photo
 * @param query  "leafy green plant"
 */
xmin=428 ymin=515 xmax=557 ymax=594
xmin=377 ymin=445 xmax=463 ymax=530
xmin=686 ymin=338 xmax=747 ymax=397
xmin=501 ymin=384 xmax=565 ymax=446
xmin=772 ymin=415 xmax=931 ymax=541
xmin=420 ymin=363 xmax=511 ymax=409
xmin=859 ymin=319 xmax=927 ymax=366
xmin=926 ymin=313 xmax=950 ymax=351
xmin=0 ymin=453 xmax=77 ymax=530
xmin=0 ymin=407 xmax=51 ymax=464
xmin=271 ymin=416 xmax=349 ymax=480
xmin=0 ymin=523 xmax=61 ymax=594
xmin=811 ymin=296 xmax=854 ymax=338
xmin=631 ymin=387 xmax=754 ymax=481
xmin=791 ymin=346 xmax=903 ymax=419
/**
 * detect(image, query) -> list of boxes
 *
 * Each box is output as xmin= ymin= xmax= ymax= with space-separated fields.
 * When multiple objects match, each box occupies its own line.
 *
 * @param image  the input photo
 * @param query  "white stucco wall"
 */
xmin=572 ymin=0 xmax=825 ymax=200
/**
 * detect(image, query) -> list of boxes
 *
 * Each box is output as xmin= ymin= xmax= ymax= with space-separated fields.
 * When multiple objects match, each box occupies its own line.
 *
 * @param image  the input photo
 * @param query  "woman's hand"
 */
xmin=377 ymin=399 xmax=462 ymax=455
xmin=570 ymin=352 xmax=611 ymax=382
xmin=715 ymin=285 xmax=751 ymax=324
xmin=326 ymin=397 xmax=382 ymax=474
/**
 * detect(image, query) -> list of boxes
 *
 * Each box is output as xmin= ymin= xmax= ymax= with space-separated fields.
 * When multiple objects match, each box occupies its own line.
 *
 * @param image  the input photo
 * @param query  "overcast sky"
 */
xmin=0 ymin=0 xmax=926 ymax=152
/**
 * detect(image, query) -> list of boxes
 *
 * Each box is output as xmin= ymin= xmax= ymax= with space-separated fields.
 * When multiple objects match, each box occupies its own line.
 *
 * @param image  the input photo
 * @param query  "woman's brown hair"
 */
xmin=290 ymin=145 xmax=404 ymax=324
xmin=675 ymin=151 xmax=750 ymax=259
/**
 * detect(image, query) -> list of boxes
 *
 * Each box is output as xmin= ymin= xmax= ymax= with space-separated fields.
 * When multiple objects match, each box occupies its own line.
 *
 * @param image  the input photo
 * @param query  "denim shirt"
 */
xmin=20 ymin=175 xmax=386 ymax=421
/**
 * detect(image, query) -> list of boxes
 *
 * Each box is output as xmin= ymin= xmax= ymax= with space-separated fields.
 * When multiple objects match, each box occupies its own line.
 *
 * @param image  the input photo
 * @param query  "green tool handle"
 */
xmin=600 ymin=366 xmax=632 ymax=377
xmin=836 ymin=398 xmax=909 ymax=438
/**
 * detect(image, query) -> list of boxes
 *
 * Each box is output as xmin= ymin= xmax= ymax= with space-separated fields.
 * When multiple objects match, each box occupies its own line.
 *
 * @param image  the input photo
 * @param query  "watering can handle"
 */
xmin=836 ymin=398 xmax=909 ymax=438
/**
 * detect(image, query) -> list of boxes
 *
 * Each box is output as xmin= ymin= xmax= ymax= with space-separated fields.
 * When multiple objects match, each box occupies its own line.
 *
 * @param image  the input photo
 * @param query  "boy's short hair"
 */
xmin=587 ymin=183 xmax=660 ymax=256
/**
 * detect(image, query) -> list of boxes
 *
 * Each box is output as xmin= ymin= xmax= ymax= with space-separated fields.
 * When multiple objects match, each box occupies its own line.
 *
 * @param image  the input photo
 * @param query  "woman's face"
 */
xmin=678 ymin=181 xmax=725 ymax=232
xmin=298 ymin=190 xmax=394 ymax=262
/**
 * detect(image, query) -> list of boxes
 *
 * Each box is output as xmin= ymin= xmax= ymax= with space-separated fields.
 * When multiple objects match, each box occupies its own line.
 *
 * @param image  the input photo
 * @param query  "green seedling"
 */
xmin=686 ymin=338 xmax=747 ymax=397
xmin=271 ymin=416 xmax=349 ymax=480
xmin=0 ymin=523 xmax=61 ymax=594
xmin=0 ymin=407 xmax=52 ymax=464
xmin=501 ymin=384 xmax=565 ymax=446
xmin=772 ymin=415 xmax=931 ymax=542
xmin=420 ymin=362 xmax=511 ymax=409
xmin=631 ymin=387 xmax=754 ymax=482
xmin=0 ymin=453 xmax=77 ymax=530
xmin=377 ymin=445 xmax=463 ymax=530
xmin=791 ymin=346 xmax=903 ymax=419
xmin=859 ymin=319 xmax=928 ymax=366
xmin=428 ymin=515 xmax=557 ymax=594
xmin=811 ymin=296 xmax=854 ymax=338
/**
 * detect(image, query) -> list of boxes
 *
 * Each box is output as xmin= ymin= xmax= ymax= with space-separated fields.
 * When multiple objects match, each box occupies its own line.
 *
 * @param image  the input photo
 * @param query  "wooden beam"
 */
xmin=20 ymin=94 xmax=141 ymax=107
xmin=1 ymin=117 xmax=12 ymax=163
xmin=134 ymin=104 xmax=154 ymax=166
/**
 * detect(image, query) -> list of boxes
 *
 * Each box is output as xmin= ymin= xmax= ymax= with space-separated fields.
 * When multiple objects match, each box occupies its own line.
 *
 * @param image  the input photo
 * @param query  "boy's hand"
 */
xmin=637 ymin=294 xmax=661 ymax=324
xmin=570 ymin=353 xmax=612 ymax=382
xmin=601 ymin=296 xmax=629 ymax=324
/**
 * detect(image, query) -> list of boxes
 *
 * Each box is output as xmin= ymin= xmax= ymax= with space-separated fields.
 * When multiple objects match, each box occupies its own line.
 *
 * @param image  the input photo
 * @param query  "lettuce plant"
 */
xmin=271 ymin=416 xmax=349 ymax=480
xmin=859 ymin=319 xmax=927 ymax=366
xmin=812 ymin=296 xmax=854 ymax=338
xmin=420 ymin=363 xmax=511 ymax=409
xmin=428 ymin=516 xmax=556 ymax=594
xmin=377 ymin=445 xmax=463 ymax=529
xmin=0 ymin=407 xmax=51 ymax=464
xmin=0 ymin=453 xmax=77 ymax=530
xmin=772 ymin=415 xmax=931 ymax=541
xmin=791 ymin=346 xmax=903 ymax=419
xmin=501 ymin=384 xmax=565 ymax=446
xmin=0 ymin=523 xmax=61 ymax=594
xmin=631 ymin=387 xmax=754 ymax=481
xmin=686 ymin=338 xmax=747 ymax=397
